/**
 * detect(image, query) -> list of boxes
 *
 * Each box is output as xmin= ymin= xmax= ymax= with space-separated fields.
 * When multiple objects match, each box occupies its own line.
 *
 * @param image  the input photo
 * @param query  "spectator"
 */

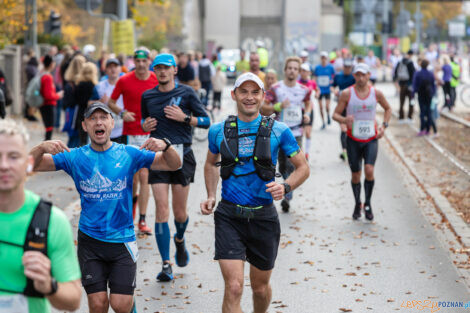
xmin=211 ymin=65 xmax=227 ymax=111
xmin=413 ymin=59 xmax=437 ymax=137
xmin=449 ymin=56 xmax=460 ymax=111
xmin=74 ymin=62 xmax=99 ymax=146
xmin=63 ymin=55 xmax=86 ymax=147
xmin=440 ymin=55 xmax=452 ymax=111
xmin=235 ymin=49 xmax=249 ymax=75
xmin=177 ymin=52 xmax=196 ymax=84
xmin=394 ymin=50 xmax=416 ymax=122
xmin=39 ymin=55 xmax=63 ymax=140
xmin=198 ymin=54 xmax=215 ymax=106
xmin=0 ymin=87 xmax=4 ymax=119
xmin=24 ymin=49 xmax=39 ymax=121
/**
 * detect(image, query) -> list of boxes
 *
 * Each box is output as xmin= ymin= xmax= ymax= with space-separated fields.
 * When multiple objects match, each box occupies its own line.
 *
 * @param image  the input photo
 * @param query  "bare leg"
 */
xmin=250 ymin=265 xmax=273 ymax=313
xmin=219 ymin=259 xmax=244 ymax=313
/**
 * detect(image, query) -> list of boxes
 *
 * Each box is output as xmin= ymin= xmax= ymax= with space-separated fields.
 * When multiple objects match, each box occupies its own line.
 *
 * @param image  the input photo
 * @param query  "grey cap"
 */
xmin=84 ymin=102 xmax=113 ymax=119
xmin=344 ymin=59 xmax=353 ymax=67
xmin=105 ymin=58 xmax=120 ymax=67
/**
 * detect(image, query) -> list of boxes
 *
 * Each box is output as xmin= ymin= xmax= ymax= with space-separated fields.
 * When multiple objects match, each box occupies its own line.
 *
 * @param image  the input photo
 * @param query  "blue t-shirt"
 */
xmin=333 ymin=72 xmax=355 ymax=91
xmin=53 ymin=143 xmax=156 ymax=243
xmin=208 ymin=115 xmax=300 ymax=206
xmin=314 ymin=64 xmax=335 ymax=94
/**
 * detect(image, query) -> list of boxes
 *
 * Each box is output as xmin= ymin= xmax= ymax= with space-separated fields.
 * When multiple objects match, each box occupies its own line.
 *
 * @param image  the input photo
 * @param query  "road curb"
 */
xmin=384 ymin=131 xmax=470 ymax=249
xmin=441 ymin=111 xmax=470 ymax=128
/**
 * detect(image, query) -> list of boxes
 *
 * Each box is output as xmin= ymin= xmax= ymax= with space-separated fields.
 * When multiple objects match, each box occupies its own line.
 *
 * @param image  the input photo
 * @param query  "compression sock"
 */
xmin=364 ymin=179 xmax=375 ymax=205
xmin=155 ymin=222 xmax=170 ymax=262
xmin=341 ymin=132 xmax=347 ymax=150
xmin=174 ymin=217 xmax=189 ymax=240
xmin=351 ymin=181 xmax=361 ymax=205
xmin=305 ymin=138 xmax=312 ymax=156
xmin=139 ymin=214 xmax=146 ymax=222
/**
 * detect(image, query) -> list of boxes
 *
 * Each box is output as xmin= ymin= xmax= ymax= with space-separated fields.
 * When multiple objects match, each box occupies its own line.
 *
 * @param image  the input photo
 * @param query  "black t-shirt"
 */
xmin=141 ymin=84 xmax=209 ymax=148
xmin=177 ymin=64 xmax=195 ymax=82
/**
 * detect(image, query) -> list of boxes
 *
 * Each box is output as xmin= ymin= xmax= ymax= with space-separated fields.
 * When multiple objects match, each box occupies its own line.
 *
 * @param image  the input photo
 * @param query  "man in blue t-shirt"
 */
xmin=200 ymin=73 xmax=309 ymax=313
xmin=332 ymin=59 xmax=355 ymax=161
xmin=141 ymin=53 xmax=210 ymax=282
xmin=314 ymin=51 xmax=335 ymax=129
xmin=30 ymin=102 xmax=182 ymax=313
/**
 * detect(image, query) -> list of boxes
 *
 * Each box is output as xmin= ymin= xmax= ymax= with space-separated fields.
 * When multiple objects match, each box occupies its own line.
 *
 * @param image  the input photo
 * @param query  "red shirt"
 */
xmin=111 ymin=71 xmax=158 ymax=135
xmin=40 ymin=73 xmax=60 ymax=106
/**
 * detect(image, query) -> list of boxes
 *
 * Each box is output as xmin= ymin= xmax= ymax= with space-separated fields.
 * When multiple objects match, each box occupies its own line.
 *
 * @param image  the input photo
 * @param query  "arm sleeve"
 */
xmin=89 ymin=85 xmax=100 ymax=101
xmin=52 ymin=151 xmax=72 ymax=175
xmin=279 ymin=125 xmax=300 ymax=158
xmin=110 ymin=78 xmax=123 ymax=101
xmin=188 ymin=89 xmax=210 ymax=128
xmin=48 ymin=208 xmax=81 ymax=283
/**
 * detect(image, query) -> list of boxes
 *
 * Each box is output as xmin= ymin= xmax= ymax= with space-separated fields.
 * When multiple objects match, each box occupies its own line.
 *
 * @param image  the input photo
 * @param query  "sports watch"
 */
xmin=184 ymin=115 xmax=191 ymax=124
xmin=162 ymin=138 xmax=172 ymax=152
xmin=382 ymin=122 xmax=389 ymax=128
xmin=282 ymin=183 xmax=292 ymax=195
xmin=46 ymin=278 xmax=58 ymax=296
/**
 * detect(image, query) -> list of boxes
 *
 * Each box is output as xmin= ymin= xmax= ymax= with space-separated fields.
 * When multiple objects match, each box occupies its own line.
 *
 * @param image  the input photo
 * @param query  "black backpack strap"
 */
xmin=219 ymin=115 xmax=240 ymax=179
xmin=23 ymin=199 xmax=52 ymax=298
xmin=253 ymin=116 xmax=276 ymax=181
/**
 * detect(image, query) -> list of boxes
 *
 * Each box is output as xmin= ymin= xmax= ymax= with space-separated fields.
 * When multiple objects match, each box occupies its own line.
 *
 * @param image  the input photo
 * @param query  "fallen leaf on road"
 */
xmin=339 ymin=308 xmax=352 ymax=312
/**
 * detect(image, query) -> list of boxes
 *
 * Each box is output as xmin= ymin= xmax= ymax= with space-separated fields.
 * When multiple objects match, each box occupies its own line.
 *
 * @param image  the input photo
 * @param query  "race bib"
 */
xmin=124 ymin=241 xmax=139 ymax=263
xmin=173 ymin=144 xmax=184 ymax=170
xmin=352 ymin=120 xmax=375 ymax=139
xmin=282 ymin=106 xmax=303 ymax=125
xmin=318 ymin=76 xmax=330 ymax=87
xmin=0 ymin=294 xmax=29 ymax=313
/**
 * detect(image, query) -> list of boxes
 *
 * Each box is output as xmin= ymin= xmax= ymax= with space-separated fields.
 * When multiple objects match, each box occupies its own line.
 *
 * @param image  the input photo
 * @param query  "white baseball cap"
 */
xmin=300 ymin=63 xmax=311 ymax=72
xmin=300 ymin=50 xmax=309 ymax=58
xmin=233 ymin=72 xmax=265 ymax=91
xmin=320 ymin=51 xmax=329 ymax=58
xmin=353 ymin=63 xmax=370 ymax=74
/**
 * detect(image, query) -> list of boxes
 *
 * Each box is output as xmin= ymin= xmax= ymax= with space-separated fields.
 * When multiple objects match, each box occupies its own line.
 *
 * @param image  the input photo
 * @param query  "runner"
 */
xmin=108 ymin=47 xmax=159 ymax=235
xmin=30 ymin=102 xmax=182 ymax=313
xmin=200 ymin=72 xmax=309 ymax=313
xmin=249 ymin=52 xmax=266 ymax=85
xmin=262 ymin=56 xmax=311 ymax=212
xmin=0 ymin=119 xmax=81 ymax=313
xmin=332 ymin=59 xmax=355 ymax=161
xmin=264 ymin=69 xmax=278 ymax=90
xmin=297 ymin=63 xmax=318 ymax=160
xmin=141 ymin=53 xmax=210 ymax=282
xmin=364 ymin=50 xmax=381 ymax=85
xmin=88 ymin=58 xmax=126 ymax=144
xmin=332 ymin=63 xmax=391 ymax=221
xmin=314 ymin=51 xmax=335 ymax=129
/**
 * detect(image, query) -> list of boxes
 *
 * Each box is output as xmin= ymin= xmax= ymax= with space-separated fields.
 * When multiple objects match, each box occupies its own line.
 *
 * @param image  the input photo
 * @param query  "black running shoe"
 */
xmin=174 ymin=235 xmax=189 ymax=267
xmin=156 ymin=263 xmax=173 ymax=282
xmin=364 ymin=204 xmax=374 ymax=221
xmin=281 ymin=199 xmax=290 ymax=213
xmin=352 ymin=204 xmax=361 ymax=220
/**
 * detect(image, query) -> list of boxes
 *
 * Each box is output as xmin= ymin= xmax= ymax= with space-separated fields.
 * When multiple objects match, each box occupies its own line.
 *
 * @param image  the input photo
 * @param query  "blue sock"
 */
xmin=174 ymin=217 xmax=189 ymax=240
xmin=155 ymin=222 xmax=170 ymax=262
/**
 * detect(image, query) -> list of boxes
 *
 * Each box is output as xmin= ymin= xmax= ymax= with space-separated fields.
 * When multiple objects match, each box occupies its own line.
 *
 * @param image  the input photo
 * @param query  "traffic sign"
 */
xmin=75 ymin=0 xmax=102 ymax=10
xmin=111 ymin=19 xmax=135 ymax=55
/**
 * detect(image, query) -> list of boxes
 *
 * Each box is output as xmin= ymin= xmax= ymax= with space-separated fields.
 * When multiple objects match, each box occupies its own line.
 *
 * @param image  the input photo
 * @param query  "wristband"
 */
xmin=273 ymin=102 xmax=282 ymax=112
xmin=162 ymin=138 xmax=172 ymax=152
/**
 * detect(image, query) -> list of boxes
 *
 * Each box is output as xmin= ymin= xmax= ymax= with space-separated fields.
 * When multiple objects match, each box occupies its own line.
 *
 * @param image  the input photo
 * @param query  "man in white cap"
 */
xmin=314 ymin=51 xmax=335 ymax=129
xmin=333 ymin=63 xmax=391 ymax=221
xmin=201 ymin=72 xmax=309 ymax=313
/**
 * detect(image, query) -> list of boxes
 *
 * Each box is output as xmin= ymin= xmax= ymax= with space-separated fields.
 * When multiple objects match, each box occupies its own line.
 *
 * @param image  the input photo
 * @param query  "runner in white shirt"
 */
xmin=262 ymin=56 xmax=311 ymax=212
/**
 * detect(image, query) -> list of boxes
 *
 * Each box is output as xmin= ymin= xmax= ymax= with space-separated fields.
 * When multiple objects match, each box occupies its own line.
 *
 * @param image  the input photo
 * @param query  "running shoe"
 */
xmin=174 ymin=235 xmax=190 ymax=267
xmin=157 ymin=263 xmax=173 ymax=282
xmin=339 ymin=151 xmax=347 ymax=162
xmin=364 ymin=204 xmax=374 ymax=221
xmin=321 ymin=123 xmax=326 ymax=130
xmin=416 ymin=130 xmax=426 ymax=137
xmin=352 ymin=203 xmax=361 ymax=220
xmin=327 ymin=116 xmax=331 ymax=125
xmin=281 ymin=199 xmax=290 ymax=213
xmin=138 ymin=220 xmax=152 ymax=235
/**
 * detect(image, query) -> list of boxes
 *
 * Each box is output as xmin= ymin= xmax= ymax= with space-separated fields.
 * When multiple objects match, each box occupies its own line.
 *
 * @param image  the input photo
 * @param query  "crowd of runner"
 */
xmin=0 ymin=41 xmax=464 ymax=313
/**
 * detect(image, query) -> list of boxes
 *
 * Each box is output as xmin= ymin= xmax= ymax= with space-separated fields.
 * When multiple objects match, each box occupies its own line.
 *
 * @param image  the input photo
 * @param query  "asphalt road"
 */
xmin=23 ymin=85 xmax=469 ymax=313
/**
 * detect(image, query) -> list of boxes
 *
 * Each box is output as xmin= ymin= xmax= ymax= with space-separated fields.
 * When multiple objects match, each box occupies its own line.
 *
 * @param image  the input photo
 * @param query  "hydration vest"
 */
xmin=219 ymin=115 xmax=276 ymax=181
xmin=0 ymin=199 xmax=52 ymax=297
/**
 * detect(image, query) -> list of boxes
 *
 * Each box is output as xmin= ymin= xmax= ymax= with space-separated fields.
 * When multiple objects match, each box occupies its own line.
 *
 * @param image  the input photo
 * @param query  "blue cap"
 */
xmin=152 ymin=53 xmax=176 ymax=68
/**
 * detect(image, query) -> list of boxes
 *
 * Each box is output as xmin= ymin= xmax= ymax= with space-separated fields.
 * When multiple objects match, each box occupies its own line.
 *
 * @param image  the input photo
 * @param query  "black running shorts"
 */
xmin=77 ymin=230 xmax=137 ymax=295
xmin=319 ymin=93 xmax=331 ymax=100
xmin=214 ymin=201 xmax=281 ymax=271
xmin=148 ymin=150 xmax=196 ymax=186
xmin=346 ymin=137 xmax=378 ymax=172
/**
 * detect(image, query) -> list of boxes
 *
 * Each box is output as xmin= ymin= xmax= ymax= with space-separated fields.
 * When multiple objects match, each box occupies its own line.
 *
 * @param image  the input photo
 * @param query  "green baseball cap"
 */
xmin=134 ymin=48 xmax=149 ymax=59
